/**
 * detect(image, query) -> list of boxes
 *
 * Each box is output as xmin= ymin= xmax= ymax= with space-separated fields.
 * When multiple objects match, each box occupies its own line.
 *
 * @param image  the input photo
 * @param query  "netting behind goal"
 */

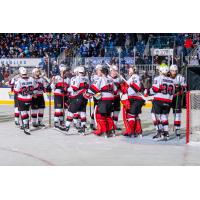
xmin=186 ymin=90 xmax=200 ymax=143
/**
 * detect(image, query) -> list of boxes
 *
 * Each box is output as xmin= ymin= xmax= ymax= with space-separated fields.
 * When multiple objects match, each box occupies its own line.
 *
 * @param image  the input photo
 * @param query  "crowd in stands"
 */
xmin=0 ymin=33 xmax=199 ymax=63
xmin=1 ymin=33 xmax=200 ymax=86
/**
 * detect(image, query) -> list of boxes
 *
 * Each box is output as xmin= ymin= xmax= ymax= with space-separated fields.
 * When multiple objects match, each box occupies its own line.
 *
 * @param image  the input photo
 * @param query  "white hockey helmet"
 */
xmin=19 ymin=67 xmax=27 ymax=75
xmin=59 ymin=64 xmax=67 ymax=72
xmin=159 ymin=65 xmax=169 ymax=75
xmin=110 ymin=65 xmax=118 ymax=71
xmin=170 ymin=64 xmax=178 ymax=71
xmin=95 ymin=64 xmax=103 ymax=70
xmin=32 ymin=67 xmax=40 ymax=75
xmin=78 ymin=66 xmax=85 ymax=73
xmin=73 ymin=67 xmax=79 ymax=74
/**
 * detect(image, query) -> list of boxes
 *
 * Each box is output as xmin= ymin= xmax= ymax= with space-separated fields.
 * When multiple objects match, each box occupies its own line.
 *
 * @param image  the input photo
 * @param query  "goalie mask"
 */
xmin=159 ymin=65 xmax=169 ymax=75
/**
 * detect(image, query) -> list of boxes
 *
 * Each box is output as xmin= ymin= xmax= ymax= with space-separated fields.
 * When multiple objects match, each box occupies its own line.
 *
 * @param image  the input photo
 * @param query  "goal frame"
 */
xmin=186 ymin=90 xmax=200 ymax=144
xmin=186 ymin=91 xmax=190 ymax=144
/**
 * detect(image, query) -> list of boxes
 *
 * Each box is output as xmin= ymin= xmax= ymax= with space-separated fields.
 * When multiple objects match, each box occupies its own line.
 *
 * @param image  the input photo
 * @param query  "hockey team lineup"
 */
xmin=9 ymin=62 xmax=187 ymax=142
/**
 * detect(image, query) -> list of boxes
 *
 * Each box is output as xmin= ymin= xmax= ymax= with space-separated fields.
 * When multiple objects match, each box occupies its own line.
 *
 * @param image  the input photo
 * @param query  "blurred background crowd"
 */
xmin=1 ymin=33 xmax=200 ymax=86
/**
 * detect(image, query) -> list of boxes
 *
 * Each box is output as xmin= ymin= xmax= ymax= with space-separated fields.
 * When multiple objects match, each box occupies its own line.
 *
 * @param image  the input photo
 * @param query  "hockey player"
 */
xmin=51 ymin=65 xmax=71 ymax=129
xmin=151 ymin=65 xmax=176 ymax=139
xmin=9 ymin=71 xmax=21 ymax=126
xmin=68 ymin=66 xmax=82 ymax=130
xmin=86 ymin=66 xmax=116 ymax=137
xmin=170 ymin=64 xmax=187 ymax=137
xmin=108 ymin=65 xmax=123 ymax=130
xmin=14 ymin=67 xmax=37 ymax=135
xmin=89 ymin=64 xmax=102 ymax=130
xmin=121 ymin=66 xmax=145 ymax=137
xmin=65 ymin=66 xmax=89 ymax=133
xmin=31 ymin=67 xmax=50 ymax=128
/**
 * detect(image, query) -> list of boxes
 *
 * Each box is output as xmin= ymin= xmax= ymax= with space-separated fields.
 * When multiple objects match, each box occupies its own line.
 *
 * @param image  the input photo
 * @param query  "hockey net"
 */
xmin=186 ymin=90 xmax=200 ymax=143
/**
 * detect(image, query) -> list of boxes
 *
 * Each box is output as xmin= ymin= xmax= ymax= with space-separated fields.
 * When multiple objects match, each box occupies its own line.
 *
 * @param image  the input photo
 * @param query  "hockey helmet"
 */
xmin=59 ymin=64 xmax=67 ymax=72
xmin=95 ymin=64 xmax=103 ymax=70
xmin=32 ymin=67 xmax=40 ymax=75
xmin=74 ymin=67 xmax=79 ymax=73
xmin=19 ymin=67 xmax=27 ymax=76
xmin=170 ymin=64 xmax=178 ymax=71
xmin=78 ymin=66 xmax=85 ymax=73
xmin=110 ymin=65 xmax=118 ymax=71
xmin=159 ymin=65 xmax=169 ymax=74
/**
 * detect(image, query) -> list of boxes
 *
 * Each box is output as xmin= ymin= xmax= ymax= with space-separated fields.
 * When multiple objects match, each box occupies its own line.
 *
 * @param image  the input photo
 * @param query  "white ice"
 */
xmin=0 ymin=105 xmax=200 ymax=166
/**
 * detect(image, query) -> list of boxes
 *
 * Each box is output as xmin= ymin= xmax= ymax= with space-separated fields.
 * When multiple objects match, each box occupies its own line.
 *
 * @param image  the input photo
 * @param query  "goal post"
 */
xmin=186 ymin=90 xmax=200 ymax=143
xmin=186 ymin=66 xmax=200 ymax=143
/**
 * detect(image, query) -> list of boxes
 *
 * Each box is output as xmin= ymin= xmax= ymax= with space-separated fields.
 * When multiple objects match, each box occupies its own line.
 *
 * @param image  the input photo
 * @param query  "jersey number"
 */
xmin=161 ymin=84 xmax=174 ymax=95
xmin=21 ymin=86 xmax=34 ymax=96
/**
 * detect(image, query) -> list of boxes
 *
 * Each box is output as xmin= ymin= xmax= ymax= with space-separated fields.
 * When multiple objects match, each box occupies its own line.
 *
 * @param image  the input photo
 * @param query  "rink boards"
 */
xmin=0 ymin=88 xmax=152 ymax=107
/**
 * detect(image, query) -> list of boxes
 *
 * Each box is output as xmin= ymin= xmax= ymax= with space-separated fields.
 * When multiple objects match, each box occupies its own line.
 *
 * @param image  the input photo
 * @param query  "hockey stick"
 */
xmin=87 ymin=71 xmax=93 ymax=119
xmin=62 ymin=75 xmax=65 ymax=125
xmin=93 ymin=105 xmax=98 ymax=128
xmin=45 ymin=53 xmax=52 ymax=128
xmin=173 ymin=93 xmax=179 ymax=132
xmin=49 ymin=91 xmax=52 ymax=127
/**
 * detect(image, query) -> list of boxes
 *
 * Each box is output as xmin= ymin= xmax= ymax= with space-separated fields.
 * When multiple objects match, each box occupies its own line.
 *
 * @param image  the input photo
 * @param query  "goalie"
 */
xmin=86 ymin=66 xmax=116 ymax=137
xmin=120 ymin=66 xmax=145 ymax=137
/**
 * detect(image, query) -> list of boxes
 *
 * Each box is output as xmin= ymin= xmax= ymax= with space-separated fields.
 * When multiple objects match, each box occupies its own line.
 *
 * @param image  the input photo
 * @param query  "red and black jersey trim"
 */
xmin=130 ymin=82 xmax=141 ymax=92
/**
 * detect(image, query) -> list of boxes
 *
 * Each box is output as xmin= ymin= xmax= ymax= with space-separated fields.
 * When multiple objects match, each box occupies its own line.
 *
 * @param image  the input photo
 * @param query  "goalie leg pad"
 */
xmin=106 ymin=115 xmax=116 ymax=132
xmin=127 ymin=113 xmax=136 ymax=135
xmin=135 ymin=115 xmax=142 ymax=135
xmin=94 ymin=113 xmax=107 ymax=135
xmin=122 ymin=106 xmax=132 ymax=135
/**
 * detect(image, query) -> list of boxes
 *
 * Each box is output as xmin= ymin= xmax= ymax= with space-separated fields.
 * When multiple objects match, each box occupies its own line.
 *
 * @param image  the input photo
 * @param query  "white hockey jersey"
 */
xmin=69 ymin=75 xmax=89 ymax=98
xmin=89 ymin=76 xmax=116 ymax=100
xmin=108 ymin=75 xmax=122 ymax=97
xmin=14 ymin=77 xmax=37 ymax=102
xmin=127 ymin=74 xmax=143 ymax=100
xmin=91 ymin=74 xmax=100 ymax=84
xmin=33 ymin=77 xmax=50 ymax=97
xmin=171 ymin=74 xmax=187 ymax=97
xmin=9 ymin=75 xmax=20 ymax=93
xmin=51 ymin=75 xmax=71 ymax=96
xmin=152 ymin=75 xmax=176 ymax=102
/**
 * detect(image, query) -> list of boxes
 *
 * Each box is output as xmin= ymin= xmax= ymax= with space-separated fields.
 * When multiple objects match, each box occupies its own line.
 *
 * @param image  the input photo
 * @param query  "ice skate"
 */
xmin=38 ymin=121 xmax=46 ymax=128
xmin=175 ymin=129 xmax=181 ymax=139
xmin=163 ymin=131 xmax=169 ymax=141
xmin=153 ymin=130 xmax=162 ymax=139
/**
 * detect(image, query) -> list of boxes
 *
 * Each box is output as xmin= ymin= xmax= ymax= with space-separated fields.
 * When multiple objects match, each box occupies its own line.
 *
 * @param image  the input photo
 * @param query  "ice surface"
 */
xmin=0 ymin=105 xmax=200 ymax=166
